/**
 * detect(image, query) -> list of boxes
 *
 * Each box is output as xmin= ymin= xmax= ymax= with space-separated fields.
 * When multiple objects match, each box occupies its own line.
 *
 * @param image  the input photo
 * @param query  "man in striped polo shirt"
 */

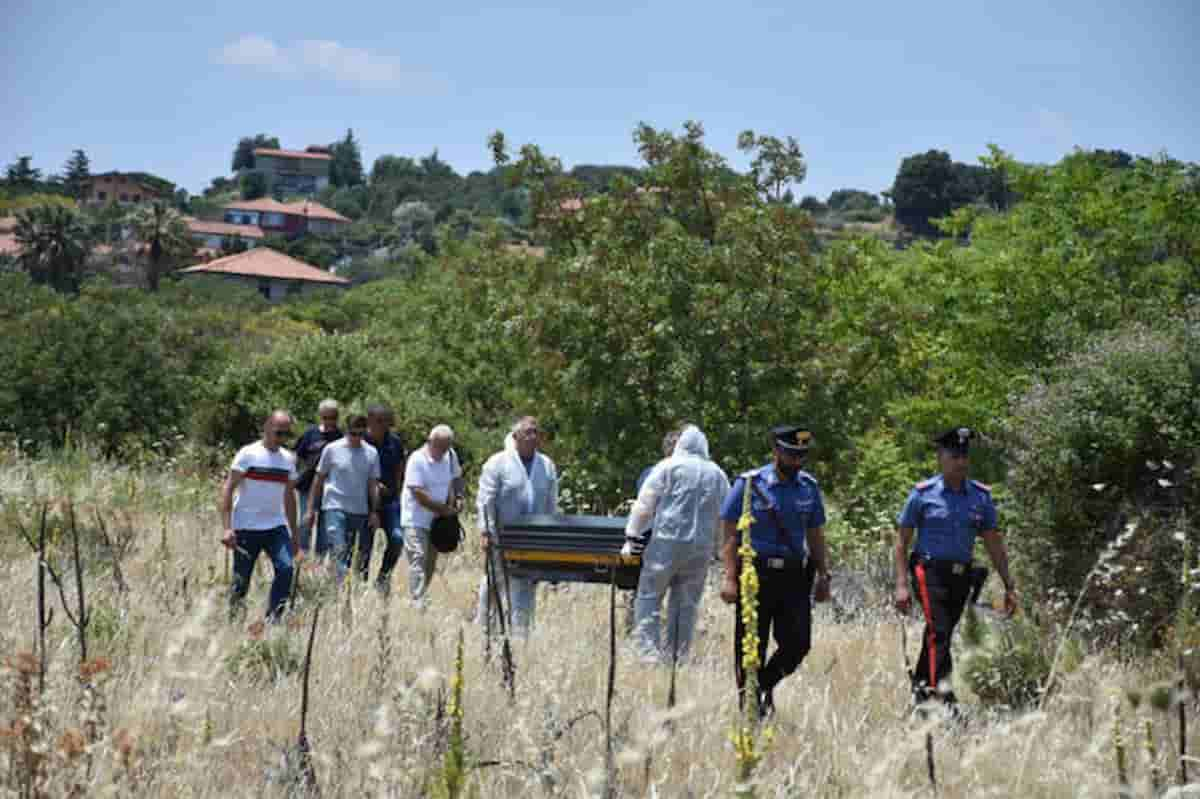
xmin=221 ymin=410 xmax=301 ymax=621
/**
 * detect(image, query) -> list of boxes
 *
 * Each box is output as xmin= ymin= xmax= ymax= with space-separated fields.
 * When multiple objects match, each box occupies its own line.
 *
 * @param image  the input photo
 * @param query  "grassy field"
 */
xmin=0 ymin=453 xmax=1194 ymax=798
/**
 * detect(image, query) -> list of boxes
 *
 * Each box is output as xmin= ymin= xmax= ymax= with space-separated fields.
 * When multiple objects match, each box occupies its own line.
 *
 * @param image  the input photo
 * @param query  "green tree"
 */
xmin=130 ymin=201 xmax=194 ymax=291
xmin=14 ymin=204 xmax=91 ymax=292
xmin=61 ymin=149 xmax=91 ymax=201
xmin=890 ymin=149 xmax=962 ymax=236
xmin=827 ymin=189 xmax=879 ymax=212
xmin=391 ymin=200 xmax=436 ymax=251
xmin=231 ymin=134 xmax=281 ymax=172
xmin=737 ymin=129 xmax=807 ymax=203
xmin=486 ymin=123 xmax=827 ymax=499
xmin=240 ymin=171 xmax=268 ymax=200
xmin=5 ymin=156 xmax=43 ymax=193
xmin=329 ymin=129 xmax=365 ymax=188
xmin=798 ymin=195 xmax=827 ymax=214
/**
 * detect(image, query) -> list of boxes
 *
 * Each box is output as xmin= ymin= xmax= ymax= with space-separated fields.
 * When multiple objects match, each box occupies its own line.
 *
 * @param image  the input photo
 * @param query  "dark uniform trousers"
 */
xmin=736 ymin=563 xmax=813 ymax=696
xmin=909 ymin=555 xmax=972 ymax=698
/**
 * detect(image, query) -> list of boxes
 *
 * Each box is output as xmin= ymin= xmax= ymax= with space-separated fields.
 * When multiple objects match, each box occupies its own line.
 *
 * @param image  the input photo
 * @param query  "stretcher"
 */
xmin=498 ymin=513 xmax=642 ymax=589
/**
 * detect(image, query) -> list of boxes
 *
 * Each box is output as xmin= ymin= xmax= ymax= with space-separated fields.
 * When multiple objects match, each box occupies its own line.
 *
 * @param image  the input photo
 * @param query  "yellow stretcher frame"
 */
xmin=502 ymin=550 xmax=641 ymax=567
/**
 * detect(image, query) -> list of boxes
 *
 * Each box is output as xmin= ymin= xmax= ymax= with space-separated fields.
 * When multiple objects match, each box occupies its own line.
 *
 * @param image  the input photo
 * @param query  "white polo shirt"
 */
xmin=231 ymin=441 xmax=298 ymax=531
xmin=400 ymin=445 xmax=462 ymax=531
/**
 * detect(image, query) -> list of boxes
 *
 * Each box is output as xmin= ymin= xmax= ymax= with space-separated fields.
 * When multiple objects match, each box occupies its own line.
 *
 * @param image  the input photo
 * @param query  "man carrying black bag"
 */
xmin=400 ymin=425 xmax=463 ymax=606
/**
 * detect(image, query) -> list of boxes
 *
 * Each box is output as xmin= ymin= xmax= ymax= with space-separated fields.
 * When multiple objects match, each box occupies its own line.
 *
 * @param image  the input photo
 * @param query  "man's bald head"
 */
xmin=262 ymin=410 xmax=294 ymax=450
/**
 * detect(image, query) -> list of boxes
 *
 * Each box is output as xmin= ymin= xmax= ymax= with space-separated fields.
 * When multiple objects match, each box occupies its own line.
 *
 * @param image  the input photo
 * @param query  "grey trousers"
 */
xmin=403 ymin=526 xmax=437 ymax=602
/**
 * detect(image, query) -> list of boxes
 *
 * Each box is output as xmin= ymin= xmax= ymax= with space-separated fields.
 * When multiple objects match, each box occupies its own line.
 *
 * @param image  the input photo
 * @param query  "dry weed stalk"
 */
xmin=2 ymin=653 xmax=49 ymax=799
xmin=295 ymin=605 xmax=320 ymax=796
xmin=15 ymin=504 xmax=53 ymax=695
xmin=438 ymin=628 xmax=468 ymax=799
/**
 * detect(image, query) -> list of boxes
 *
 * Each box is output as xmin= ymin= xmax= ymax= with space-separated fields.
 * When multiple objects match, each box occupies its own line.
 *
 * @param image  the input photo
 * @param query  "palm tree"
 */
xmin=14 ymin=204 xmax=92 ymax=293
xmin=130 ymin=201 xmax=194 ymax=291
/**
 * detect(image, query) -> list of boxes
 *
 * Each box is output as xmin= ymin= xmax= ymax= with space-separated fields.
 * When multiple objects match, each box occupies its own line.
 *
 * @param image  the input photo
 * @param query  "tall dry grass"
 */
xmin=0 ymin=451 xmax=1195 ymax=797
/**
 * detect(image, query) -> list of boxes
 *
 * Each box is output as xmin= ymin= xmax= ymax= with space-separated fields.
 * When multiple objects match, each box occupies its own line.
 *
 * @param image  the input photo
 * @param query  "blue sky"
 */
xmin=3 ymin=0 xmax=1197 ymax=200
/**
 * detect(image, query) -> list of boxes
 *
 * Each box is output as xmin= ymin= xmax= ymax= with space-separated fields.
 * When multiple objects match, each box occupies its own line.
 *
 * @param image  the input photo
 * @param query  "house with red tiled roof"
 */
xmin=185 ymin=217 xmax=264 ymax=250
xmin=241 ymin=146 xmax=332 ymax=197
xmin=178 ymin=247 xmax=348 ymax=301
xmin=222 ymin=198 xmax=351 ymax=237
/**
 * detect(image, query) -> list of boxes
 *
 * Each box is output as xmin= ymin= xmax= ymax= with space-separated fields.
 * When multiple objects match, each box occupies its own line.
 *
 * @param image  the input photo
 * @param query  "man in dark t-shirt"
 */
xmin=364 ymin=403 xmax=408 ymax=591
xmin=295 ymin=399 xmax=343 ymax=554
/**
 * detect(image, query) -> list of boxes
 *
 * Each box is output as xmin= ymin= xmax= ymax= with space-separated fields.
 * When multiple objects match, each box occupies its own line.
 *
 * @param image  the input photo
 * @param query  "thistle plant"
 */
xmin=731 ymin=478 xmax=771 ymax=798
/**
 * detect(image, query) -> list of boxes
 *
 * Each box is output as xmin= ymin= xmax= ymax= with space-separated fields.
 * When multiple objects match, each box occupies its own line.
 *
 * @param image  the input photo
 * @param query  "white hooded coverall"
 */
xmin=476 ymin=445 xmax=559 ymax=635
xmin=625 ymin=425 xmax=730 ymax=661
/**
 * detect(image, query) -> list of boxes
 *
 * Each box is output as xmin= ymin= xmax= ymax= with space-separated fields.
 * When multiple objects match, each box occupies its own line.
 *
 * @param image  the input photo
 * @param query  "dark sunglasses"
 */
xmin=348 ymin=429 xmax=367 ymax=436
xmin=274 ymin=429 xmax=294 ymax=439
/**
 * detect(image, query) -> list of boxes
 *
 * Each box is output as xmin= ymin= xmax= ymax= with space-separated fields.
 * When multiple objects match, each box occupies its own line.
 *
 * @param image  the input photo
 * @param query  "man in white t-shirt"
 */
xmin=220 ymin=410 xmax=301 ymax=621
xmin=306 ymin=413 xmax=381 ymax=583
xmin=400 ymin=424 xmax=463 ymax=604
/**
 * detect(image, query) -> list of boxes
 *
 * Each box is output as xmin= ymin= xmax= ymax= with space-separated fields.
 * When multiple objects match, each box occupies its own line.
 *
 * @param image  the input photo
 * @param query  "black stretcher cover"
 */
xmin=498 ymin=513 xmax=642 ymax=589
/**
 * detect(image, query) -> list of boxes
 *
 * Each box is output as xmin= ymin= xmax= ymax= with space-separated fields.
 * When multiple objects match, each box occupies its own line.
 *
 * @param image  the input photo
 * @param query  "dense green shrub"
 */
xmin=832 ymin=427 xmax=922 ymax=563
xmin=1003 ymin=308 xmax=1200 ymax=643
xmin=194 ymin=329 xmax=496 ymax=474
xmin=0 ymin=277 xmax=223 ymax=452
xmin=961 ymin=609 xmax=1064 ymax=708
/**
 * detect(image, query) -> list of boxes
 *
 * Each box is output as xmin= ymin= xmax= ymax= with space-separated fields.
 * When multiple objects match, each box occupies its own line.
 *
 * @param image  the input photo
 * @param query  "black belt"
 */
xmin=753 ymin=555 xmax=808 ymax=572
xmin=911 ymin=553 xmax=972 ymax=576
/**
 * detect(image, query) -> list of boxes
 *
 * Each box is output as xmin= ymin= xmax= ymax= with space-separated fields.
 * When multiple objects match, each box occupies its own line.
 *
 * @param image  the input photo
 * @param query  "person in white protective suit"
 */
xmin=622 ymin=424 xmax=730 ymax=662
xmin=476 ymin=416 xmax=559 ymax=636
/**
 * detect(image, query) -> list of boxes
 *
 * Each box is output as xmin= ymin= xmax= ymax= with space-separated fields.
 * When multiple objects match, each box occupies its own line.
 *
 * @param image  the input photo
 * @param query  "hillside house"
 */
xmin=185 ymin=217 xmax=264 ymax=250
xmin=222 ymin=198 xmax=350 ymax=237
xmin=178 ymin=247 xmax=348 ymax=301
xmin=82 ymin=172 xmax=170 ymax=206
xmin=243 ymin=147 xmax=332 ymax=196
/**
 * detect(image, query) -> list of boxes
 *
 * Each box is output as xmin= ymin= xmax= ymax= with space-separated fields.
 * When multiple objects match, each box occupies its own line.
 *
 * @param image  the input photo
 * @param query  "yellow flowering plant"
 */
xmin=731 ymin=477 xmax=772 ymax=796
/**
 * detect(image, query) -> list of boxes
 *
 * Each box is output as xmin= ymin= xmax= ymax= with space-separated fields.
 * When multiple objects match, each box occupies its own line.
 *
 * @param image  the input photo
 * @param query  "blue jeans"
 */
xmin=375 ymin=499 xmax=404 ymax=585
xmin=323 ymin=510 xmax=370 ymax=583
xmin=230 ymin=526 xmax=295 ymax=621
xmin=297 ymin=489 xmax=330 ymax=554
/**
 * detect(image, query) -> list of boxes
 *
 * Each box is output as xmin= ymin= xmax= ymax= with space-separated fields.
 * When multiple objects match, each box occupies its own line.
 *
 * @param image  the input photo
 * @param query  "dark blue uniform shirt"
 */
xmin=294 ymin=425 xmax=343 ymax=491
xmin=367 ymin=431 xmax=406 ymax=499
xmin=897 ymin=475 xmax=997 ymax=563
xmin=720 ymin=464 xmax=826 ymax=559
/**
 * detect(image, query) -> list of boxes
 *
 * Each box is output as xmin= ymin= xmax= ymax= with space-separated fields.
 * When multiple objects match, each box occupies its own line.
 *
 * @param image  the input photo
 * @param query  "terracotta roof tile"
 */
xmin=253 ymin=148 xmax=332 ymax=161
xmin=221 ymin=198 xmax=350 ymax=224
xmin=179 ymin=247 xmax=348 ymax=285
xmin=287 ymin=200 xmax=350 ymax=223
xmin=223 ymin=197 xmax=294 ymax=214
xmin=185 ymin=217 xmax=265 ymax=239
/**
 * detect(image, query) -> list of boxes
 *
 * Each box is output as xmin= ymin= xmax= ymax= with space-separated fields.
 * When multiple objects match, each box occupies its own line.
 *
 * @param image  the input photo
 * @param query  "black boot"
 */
xmin=756 ymin=684 xmax=775 ymax=720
